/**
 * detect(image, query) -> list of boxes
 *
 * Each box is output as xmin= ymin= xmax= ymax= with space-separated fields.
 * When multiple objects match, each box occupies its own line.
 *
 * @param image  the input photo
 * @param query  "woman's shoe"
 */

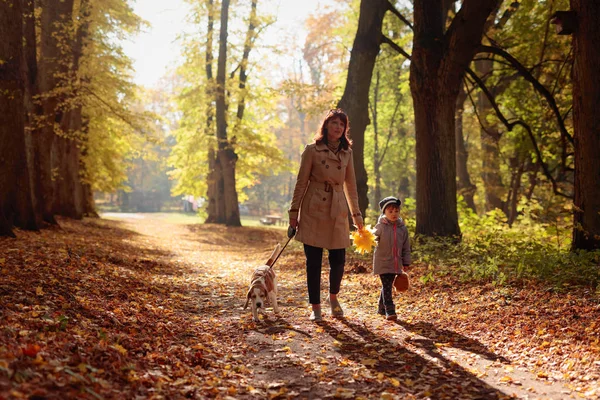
xmin=309 ymin=308 xmax=322 ymax=321
xmin=386 ymin=313 xmax=397 ymax=321
xmin=330 ymin=298 xmax=344 ymax=318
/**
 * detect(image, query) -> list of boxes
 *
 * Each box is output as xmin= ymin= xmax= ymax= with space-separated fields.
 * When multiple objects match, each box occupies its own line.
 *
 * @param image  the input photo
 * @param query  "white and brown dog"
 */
xmin=243 ymin=244 xmax=281 ymax=322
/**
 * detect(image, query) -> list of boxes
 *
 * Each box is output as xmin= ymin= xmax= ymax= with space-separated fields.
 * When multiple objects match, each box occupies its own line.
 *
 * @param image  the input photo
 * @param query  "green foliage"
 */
xmin=460 ymin=0 xmax=574 ymax=217
xmin=411 ymin=198 xmax=600 ymax=292
xmin=363 ymin=2 xmax=415 ymax=213
xmin=168 ymin=1 xmax=289 ymax=202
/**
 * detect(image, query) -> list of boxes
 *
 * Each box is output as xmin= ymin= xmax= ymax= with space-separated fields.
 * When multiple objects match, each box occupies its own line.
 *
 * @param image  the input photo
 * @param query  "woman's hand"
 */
xmin=356 ymin=222 xmax=364 ymax=230
xmin=289 ymin=218 xmax=298 ymax=229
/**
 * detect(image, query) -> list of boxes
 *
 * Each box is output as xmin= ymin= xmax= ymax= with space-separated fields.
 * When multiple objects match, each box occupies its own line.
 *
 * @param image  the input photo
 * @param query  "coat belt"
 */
xmin=309 ymin=181 xmax=345 ymax=218
xmin=322 ymin=181 xmax=343 ymax=193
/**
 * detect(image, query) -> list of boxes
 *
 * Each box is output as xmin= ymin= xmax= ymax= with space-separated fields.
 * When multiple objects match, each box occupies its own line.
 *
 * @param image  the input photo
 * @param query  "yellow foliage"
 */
xmin=350 ymin=225 xmax=377 ymax=254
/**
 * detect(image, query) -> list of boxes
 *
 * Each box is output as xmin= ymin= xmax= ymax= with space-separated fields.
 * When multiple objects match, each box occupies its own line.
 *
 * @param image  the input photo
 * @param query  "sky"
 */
xmin=121 ymin=0 xmax=338 ymax=88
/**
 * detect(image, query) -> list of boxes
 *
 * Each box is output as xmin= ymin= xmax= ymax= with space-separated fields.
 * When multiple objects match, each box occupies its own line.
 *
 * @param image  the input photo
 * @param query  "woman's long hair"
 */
xmin=313 ymin=108 xmax=352 ymax=150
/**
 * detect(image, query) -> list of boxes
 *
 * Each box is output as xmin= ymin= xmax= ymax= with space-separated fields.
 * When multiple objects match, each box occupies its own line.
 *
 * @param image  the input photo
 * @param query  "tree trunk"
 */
xmin=79 ymin=100 xmax=98 ymax=218
xmin=371 ymin=70 xmax=382 ymax=212
xmin=506 ymin=158 xmax=524 ymax=227
xmin=0 ymin=0 xmax=37 ymax=236
xmin=337 ymin=0 xmax=389 ymax=218
xmin=571 ymin=0 xmax=600 ymax=250
xmin=52 ymin=0 xmax=89 ymax=219
xmin=37 ymin=0 xmax=75 ymax=224
xmin=207 ymin=148 xmax=226 ymax=224
xmin=216 ymin=0 xmax=259 ymax=225
xmin=398 ymin=176 xmax=410 ymax=200
xmin=218 ymin=149 xmax=241 ymax=226
xmin=476 ymin=57 xmax=506 ymax=213
xmin=204 ymin=0 xmax=224 ymax=223
xmin=206 ymin=148 xmax=222 ymax=223
xmin=53 ymin=127 xmax=84 ymax=219
xmin=215 ymin=0 xmax=241 ymax=227
xmin=410 ymin=0 xmax=499 ymax=237
xmin=234 ymin=0 xmax=257 ymax=125
xmin=22 ymin=0 xmax=43 ymax=228
xmin=82 ymin=181 xmax=98 ymax=217
xmin=455 ymin=84 xmax=477 ymax=212
xmin=411 ymin=78 xmax=461 ymax=235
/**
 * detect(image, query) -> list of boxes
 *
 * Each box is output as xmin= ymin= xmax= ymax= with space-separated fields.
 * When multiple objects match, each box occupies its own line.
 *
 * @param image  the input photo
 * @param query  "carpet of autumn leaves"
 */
xmin=1 ymin=215 xmax=599 ymax=400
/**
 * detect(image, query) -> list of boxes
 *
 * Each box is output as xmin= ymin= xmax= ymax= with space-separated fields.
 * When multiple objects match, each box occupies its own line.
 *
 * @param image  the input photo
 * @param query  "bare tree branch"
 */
xmin=478 ymin=44 xmax=573 ymax=144
xmin=464 ymin=69 xmax=570 ymax=198
xmin=378 ymin=100 xmax=401 ymax=165
xmin=386 ymin=0 xmax=413 ymax=31
xmin=381 ymin=35 xmax=411 ymax=60
xmin=463 ymin=73 xmax=502 ymax=141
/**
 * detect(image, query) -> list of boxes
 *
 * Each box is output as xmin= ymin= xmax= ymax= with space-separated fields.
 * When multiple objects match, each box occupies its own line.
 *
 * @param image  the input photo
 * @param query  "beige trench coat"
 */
xmin=288 ymin=143 xmax=363 ymax=249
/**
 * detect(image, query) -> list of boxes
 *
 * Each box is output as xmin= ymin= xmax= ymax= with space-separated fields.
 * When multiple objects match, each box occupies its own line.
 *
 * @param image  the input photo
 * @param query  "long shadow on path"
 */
xmin=312 ymin=317 xmax=512 ymax=399
xmin=396 ymin=320 xmax=510 ymax=364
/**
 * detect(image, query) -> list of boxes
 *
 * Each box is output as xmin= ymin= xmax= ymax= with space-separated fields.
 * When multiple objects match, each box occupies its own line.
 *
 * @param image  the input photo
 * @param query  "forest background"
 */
xmin=2 ymin=0 xmax=600 ymax=398
xmin=1 ymin=0 xmax=599 ymax=286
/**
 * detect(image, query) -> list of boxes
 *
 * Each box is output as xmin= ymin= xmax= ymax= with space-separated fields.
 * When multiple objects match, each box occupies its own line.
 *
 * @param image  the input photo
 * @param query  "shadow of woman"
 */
xmin=314 ymin=318 xmax=511 ymax=399
xmin=395 ymin=319 xmax=509 ymax=363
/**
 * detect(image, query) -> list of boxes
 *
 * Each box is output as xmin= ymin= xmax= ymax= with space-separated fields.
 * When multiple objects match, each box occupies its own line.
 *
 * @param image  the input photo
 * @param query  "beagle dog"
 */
xmin=243 ymin=244 xmax=281 ymax=322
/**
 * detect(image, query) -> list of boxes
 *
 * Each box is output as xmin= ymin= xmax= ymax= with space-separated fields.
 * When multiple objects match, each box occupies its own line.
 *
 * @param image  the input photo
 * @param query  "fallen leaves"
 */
xmin=20 ymin=345 xmax=41 ymax=358
xmin=0 ymin=215 xmax=599 ymax=399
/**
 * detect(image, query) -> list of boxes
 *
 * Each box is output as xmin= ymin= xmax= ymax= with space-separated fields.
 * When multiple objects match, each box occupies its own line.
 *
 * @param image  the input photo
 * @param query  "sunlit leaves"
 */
xmin=80 ymin=0 xmax=151 ymax=193
xmin=168 ymin=0 xmax=288 ymax=200
xmin=1 ymin=215 xmax=599 ymax=398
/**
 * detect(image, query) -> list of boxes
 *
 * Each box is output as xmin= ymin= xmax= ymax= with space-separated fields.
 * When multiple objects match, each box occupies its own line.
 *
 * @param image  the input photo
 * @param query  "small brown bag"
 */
xmin=393 ymin=271 xmax=410 ymax=292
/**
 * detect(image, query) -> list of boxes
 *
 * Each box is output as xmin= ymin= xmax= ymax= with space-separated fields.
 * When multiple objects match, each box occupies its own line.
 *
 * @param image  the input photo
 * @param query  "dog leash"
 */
xmin=269 ymin=226 xmax=296 ymax=269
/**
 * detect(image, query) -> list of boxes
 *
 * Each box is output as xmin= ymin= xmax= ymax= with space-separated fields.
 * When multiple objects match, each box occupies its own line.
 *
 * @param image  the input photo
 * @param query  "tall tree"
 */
xmin=72 ymin=0 xmax=109 ymax=219
xmin=77 ymin=0 xmax=144 ymax=212
xmin=22 ymin=0 xmax=43 ymax=227
xmin=337 ymin=0 xmax=390 ymax=218
xmin=463 ymin=0 xmax=573 ymax=224
xmin=234 ymin=0 xmax=257 ymax=129
xmin=52 ymin=0 xmax=92 ymax=219
xmin=368 ymin=66 xmax=407 ymax=212
xmin=215 ymin=0 xmax=241 ymax=226
xmin=36 ymin=0 xmax=76 ymax=224
xmin=472 ymin=3 xmax=522 ymax=215
xmin=204 ymin=0 xmax=224 ymax=223
xmin=475 ymin=56 xmax=506 ymax=213
xmin=171 ymin=0 xmax=283 ymax=220
xmin=207 ymin=0 xmax=258 ymax=224
xmin=571 ymin=0 xmax=600 ymax=250
xmin=409 ymin=0 xmax=500 ymax=237
xmin=455 ymin=84 xmax=477 ymax=212
xmin=0 ymin=0 xmax=37 ymax=236
xmin=371 ymin=70 xmax=384 ymax=207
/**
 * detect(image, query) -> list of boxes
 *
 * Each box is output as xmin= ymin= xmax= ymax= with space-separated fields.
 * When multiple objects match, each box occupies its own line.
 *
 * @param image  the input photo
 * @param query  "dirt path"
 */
xmin=2 ymin=214 xmax=597 ymax=399
xmin=102 ymin=214 xmax=591 ymax=400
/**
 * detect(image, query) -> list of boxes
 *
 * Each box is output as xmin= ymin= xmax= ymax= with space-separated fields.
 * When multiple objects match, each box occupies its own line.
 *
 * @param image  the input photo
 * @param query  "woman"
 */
xmin=288 ymin=108 xmax=364 ymax=321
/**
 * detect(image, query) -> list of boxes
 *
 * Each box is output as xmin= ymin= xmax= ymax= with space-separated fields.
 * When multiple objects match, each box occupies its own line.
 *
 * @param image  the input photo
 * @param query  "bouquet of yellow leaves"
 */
xmin=350 ymin=225 xmax=377 ymax=254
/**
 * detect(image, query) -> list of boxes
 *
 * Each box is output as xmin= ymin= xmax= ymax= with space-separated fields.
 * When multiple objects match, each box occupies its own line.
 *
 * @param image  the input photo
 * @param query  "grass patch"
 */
xmin=401 ymin=198 xmax=600 ymax=292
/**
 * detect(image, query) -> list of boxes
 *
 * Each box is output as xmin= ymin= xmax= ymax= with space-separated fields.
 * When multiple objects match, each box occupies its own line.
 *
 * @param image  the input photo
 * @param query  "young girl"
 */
xmin=373 ymin=196 xmax=411 ymax=320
